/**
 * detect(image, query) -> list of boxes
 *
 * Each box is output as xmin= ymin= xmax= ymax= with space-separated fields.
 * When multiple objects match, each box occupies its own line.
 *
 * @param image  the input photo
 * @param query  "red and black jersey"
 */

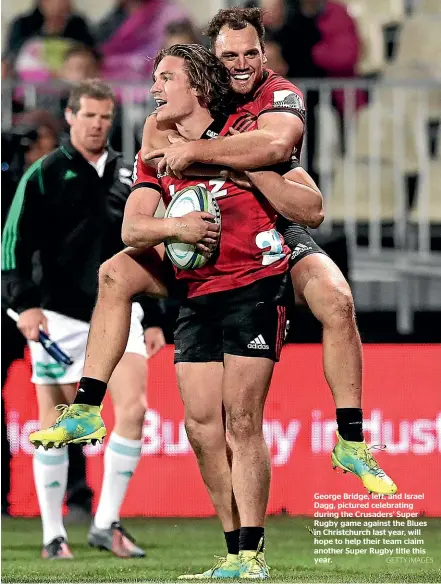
xmin=132 ymin=148 xmax=290 ymax=298
xmin=223 ymin=69 xmax=305 ymax=161
xmin=131 ymin=71 xmax=305 ymax=298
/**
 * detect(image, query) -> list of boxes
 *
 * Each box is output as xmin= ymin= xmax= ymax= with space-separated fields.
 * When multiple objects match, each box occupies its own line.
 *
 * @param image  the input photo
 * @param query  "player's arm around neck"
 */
xmin=189 ymin=112 xmax=304 ymax=170
xmin=245 ymin=166 xmax=325 ymax=229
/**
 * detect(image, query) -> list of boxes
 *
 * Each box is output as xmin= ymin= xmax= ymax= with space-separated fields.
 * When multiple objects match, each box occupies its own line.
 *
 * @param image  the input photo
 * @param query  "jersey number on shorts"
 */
xmin=256 ymin=229 xmax=285 ymax=265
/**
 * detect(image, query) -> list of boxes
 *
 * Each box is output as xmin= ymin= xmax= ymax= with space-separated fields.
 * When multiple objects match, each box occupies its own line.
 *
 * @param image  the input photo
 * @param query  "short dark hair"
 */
xmin=64 ymin=43 xmax=102 ymax=66
xmin=164 ymin=19 xmax=201 ymax=44
xmin=205 ymin=7 xmax=265 ymax=51
xmin=67 ymin=79 xmax=116 ymax=114
xmin=153 ymin=44 xmax=232 ymax=115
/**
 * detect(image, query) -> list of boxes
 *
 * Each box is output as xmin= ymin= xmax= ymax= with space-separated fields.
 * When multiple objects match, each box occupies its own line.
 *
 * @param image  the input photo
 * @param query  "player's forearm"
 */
xmin=246 ymin=171 xmax=324 ymax=228
xmin=122 ymin=215 xmax=175 ymax=248
xmin=191 ymin=131 xmax=291 ymax=171
xmin=183 ymin=163 xmax=228 ymax=178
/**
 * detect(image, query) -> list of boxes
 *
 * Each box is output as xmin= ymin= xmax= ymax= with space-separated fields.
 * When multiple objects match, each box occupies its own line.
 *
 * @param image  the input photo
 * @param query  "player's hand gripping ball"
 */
xmin=165 ymin=185 xmax=221 ymax=270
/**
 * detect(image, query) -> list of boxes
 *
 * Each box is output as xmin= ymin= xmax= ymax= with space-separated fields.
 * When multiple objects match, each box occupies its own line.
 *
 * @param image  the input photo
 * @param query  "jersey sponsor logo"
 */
xmin=205 ymin=129 xmax=219 ymax=139
xmin=64 ymin=170 xmax=77 ymax=181
xmin=291 ymin=243 xmax=312 ymax=258
xmin=291 ymin=243 xmax=313 ymax=260
xmin=273 ymin=90 xmax=305 ymax=113
xmin=247 ymin=335 xmax=270 ymax=350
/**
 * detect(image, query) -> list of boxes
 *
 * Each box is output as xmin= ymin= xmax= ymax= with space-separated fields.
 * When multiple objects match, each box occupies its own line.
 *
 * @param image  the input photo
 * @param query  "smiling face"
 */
xmin=214 ymin=24 xmax=266 ymax=96
xmin=67 ymin=96 xmax=113 ymax=154
xmin=150 ymin=55 xmax=200 ymax=123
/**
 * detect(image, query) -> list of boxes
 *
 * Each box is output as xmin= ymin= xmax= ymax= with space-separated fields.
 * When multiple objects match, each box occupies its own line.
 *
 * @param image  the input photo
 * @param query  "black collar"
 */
xmin=60 ymin=138 xmax=121 ymax=165
xmin=199 ymin=114 xmax=229 ymax=140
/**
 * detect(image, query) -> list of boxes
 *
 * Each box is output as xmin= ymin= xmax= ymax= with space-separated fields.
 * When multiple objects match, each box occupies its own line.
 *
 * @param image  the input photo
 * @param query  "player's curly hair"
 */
xmin=153 ymin=44 xmax=233 ymax=116
xmin=205 ymin=7 xmax=265 ymax=51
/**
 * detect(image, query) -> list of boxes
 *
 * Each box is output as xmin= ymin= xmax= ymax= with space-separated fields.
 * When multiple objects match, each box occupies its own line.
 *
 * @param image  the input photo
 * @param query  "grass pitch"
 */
xmin=2 ymin=517 xmax=440 ymax=583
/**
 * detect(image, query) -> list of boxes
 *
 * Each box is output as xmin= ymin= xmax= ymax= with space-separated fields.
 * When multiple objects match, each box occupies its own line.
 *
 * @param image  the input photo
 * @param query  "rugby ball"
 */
xmin=164 ymin=185 xmax=221 ymax=270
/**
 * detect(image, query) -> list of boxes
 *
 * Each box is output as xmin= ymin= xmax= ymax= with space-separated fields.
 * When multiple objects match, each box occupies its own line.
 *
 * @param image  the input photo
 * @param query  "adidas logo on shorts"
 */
xmin=247 ymin=335 xmax=269 ymax=350
xmin=291 ymin=243 xmax=313 ymax=260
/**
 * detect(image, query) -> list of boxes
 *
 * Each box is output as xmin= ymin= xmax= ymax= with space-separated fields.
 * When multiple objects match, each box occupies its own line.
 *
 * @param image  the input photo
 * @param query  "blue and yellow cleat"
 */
xmin=29 ymin=404 xmax=106 ymax=449
xmin=239 ymin=540 xmax=270 ymax=579
xmin=331 ymin=431 xmax=397 ymax=495
xmin=178 ymin=554 xmax=240 ymax=579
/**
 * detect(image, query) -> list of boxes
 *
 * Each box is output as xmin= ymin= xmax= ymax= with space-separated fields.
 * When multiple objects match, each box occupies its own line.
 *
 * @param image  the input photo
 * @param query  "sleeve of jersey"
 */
xmin=257 ymin=78 xmax=306 ymax=124
xmin=131 ymin=152 xmax=161 ymax=194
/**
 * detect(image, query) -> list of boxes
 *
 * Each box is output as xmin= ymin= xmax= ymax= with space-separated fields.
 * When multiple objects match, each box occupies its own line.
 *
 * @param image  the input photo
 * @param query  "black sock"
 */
xmin=336 ymin=408 xmax=364 ymax=442
xmin=224 ymin=529 xmax=240 ymax=555
xmin=73 ymin=377 xmax=107 ymax=407
xmin=239 ymin=527 xmax=264 ymax=552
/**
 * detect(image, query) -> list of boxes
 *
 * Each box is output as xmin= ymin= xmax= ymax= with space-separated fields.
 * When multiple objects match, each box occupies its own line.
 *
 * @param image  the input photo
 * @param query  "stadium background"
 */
xmin=1 ymin=0 xmax=440 ymax=579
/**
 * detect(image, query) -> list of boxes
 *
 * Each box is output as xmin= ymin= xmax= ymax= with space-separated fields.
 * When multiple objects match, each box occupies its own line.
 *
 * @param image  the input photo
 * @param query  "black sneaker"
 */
xmin=88 ymin=521 xmax=145 ymax=558
xmin=42 ymin=536 xmax=73 ymax=559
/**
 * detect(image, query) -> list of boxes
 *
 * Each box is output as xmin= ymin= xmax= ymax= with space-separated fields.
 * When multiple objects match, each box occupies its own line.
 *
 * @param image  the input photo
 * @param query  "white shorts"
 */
xmin=29 ymin=303 xmax=147 ymax=385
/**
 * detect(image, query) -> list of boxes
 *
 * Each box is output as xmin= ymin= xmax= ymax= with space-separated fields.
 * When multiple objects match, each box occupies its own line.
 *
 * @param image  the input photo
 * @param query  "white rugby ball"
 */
xmin=164 ymin=185 xmax=221 ymax=270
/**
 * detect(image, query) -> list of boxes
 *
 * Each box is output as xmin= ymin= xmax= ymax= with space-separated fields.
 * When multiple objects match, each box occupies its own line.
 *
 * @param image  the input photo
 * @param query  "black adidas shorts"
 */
xmin=174 ymin=274 xmax=289 ymax=364
xmin=278 ymin=221 xmax=328 ymax=267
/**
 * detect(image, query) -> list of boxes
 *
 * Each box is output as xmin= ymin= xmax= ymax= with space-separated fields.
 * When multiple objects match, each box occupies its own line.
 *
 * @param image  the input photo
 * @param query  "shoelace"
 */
xmin=357 ymin=444 xmax=387 ymax=476
xmin=53 ymin=404 xmax=75 ymax=427
xmin=209 ymin=556 xmax=231 ymax=574
xmin=242 ymin=550 xmax=270 ymax=574
xmin=243 ymin=554 xmax=270 ymax=574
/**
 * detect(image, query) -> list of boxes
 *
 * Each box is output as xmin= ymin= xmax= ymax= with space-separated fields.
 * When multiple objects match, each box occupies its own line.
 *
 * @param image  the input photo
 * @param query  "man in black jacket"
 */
xmin=2 ymin=79 xmax=164 ymax=559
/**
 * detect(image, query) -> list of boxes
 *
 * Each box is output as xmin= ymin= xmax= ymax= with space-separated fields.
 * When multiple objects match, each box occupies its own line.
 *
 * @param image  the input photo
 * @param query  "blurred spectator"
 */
xmin=7 ymin=0 xmax=94 ymax=83
xmin=60 ymin=44 xmax=101 ymax=83
xmin=6 ymin=0 xmax=94 ymax=58
xmin=2 ymin=57 xmax=14 ymax=81
xmin=57 ymin=46 xmax=125 ymax=152
xmin=13 ymin=110 xmax=61 ymax=167
xmin=264 ymin=32 xmax=289 ymax=77
xmin=248 ymin=0 xmax=366 ymax=184
xmin=163 ymin=19 xmax=203 ymax=48
xmin=95 ymin=0 xmax=187 ymax=83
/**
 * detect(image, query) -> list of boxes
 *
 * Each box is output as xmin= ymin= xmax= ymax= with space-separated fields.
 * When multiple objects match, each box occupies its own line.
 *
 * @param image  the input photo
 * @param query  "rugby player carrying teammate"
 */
xmin=144 ymin=8 xmax=397 ymax=499
xmin=30 ymin=44 xmax=324 ymax=578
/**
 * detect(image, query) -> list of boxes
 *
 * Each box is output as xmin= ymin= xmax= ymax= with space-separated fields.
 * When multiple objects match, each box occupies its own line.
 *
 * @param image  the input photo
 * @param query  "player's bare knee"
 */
xmin=227 ymin=408 xmax=262 ymax=444
xmin=185 ymin=416 xmax=223 ymax=452
xmin=98 ymin=258 xmax=125 ymax=294
xmin=322 ymin=282 xmax=355 ymax=329
xmin=114 ymin=395 xmax=147 ymax=428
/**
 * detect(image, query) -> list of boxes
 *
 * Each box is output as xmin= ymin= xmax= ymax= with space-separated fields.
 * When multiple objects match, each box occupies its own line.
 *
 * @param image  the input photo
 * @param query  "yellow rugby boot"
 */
xmin=178 ymin=554 xmax=241 ymax=579
xmin=331 ymin=431 xmax=397 ymax=494
xmin=239 ymin=539 xmax=270 ymax=579
xmin=29 ymin=404 xmax=106 ymax=449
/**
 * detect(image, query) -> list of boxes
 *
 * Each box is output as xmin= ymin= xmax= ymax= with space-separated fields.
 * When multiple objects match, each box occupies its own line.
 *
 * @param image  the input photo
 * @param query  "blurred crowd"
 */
xmin=2 ymin=0 xmax=366 ymax=165
xmin=3 ymin=0 xmax=440 ymax=197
